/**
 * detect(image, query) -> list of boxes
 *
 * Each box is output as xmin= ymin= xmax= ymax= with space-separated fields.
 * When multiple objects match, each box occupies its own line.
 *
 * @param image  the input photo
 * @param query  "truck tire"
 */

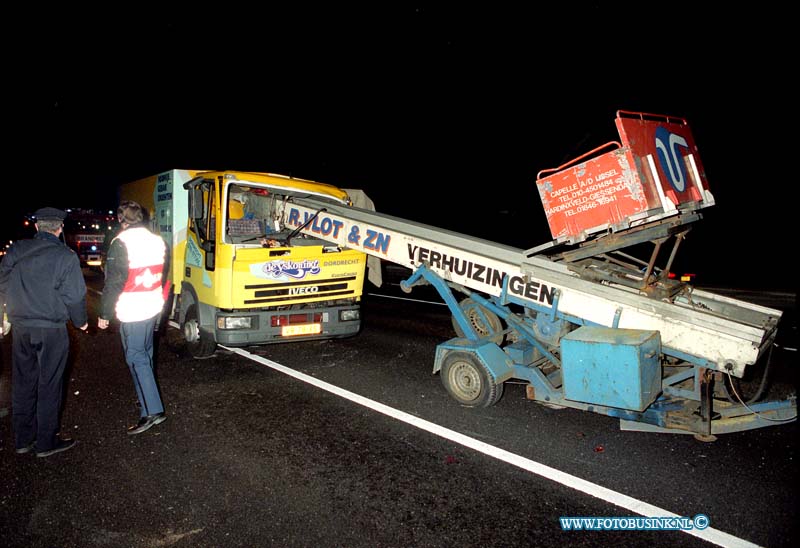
xmin=183 ymin=304 xmax=217 ymax=359
xmin=440 ymin=351 xmax=503 ymax=407
xmin=451 ymin=298 xmax=504 ymax=344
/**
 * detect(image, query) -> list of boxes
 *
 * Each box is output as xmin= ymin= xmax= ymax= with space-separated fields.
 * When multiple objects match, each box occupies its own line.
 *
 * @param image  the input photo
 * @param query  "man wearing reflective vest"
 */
xmin=98 ymin=200 xmax=168 ymax=435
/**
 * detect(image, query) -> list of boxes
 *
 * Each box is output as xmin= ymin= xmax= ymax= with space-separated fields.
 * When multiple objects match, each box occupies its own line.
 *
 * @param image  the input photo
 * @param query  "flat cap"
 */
xmin=33 ymin=207 xmax=67 ymax=221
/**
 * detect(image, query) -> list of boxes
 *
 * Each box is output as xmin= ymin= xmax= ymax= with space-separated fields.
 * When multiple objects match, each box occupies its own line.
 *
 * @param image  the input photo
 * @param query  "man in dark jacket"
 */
xmin=0 ymin=207 xmax=88 ymax=457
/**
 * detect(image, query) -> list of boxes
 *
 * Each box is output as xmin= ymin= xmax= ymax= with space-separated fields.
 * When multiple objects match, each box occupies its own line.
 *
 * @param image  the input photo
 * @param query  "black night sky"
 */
xmin=5 ymin=5 xmax=794 ymax=291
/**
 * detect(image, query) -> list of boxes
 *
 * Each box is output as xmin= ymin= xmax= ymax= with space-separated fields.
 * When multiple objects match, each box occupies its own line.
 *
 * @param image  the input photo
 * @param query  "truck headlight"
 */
xmin=339 ymin=309 xmax=360 ymax=322
xmin=217 ymin=316 xmax=254 ymax=330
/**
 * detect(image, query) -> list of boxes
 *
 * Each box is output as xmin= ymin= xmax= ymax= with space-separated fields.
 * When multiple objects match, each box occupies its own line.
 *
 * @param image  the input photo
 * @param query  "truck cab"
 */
xmin=121 ymin=169 xmax=369 ymax=358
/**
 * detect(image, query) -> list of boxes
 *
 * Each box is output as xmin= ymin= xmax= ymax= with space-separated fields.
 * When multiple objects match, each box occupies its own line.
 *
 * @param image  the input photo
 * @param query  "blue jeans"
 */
xmin=120 ymin=315 xmax=164 ymax=417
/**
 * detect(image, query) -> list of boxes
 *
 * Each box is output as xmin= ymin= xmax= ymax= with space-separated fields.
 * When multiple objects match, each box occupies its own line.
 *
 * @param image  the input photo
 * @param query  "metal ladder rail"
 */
xmin=285 ymin=196 xmax=781 ymax=378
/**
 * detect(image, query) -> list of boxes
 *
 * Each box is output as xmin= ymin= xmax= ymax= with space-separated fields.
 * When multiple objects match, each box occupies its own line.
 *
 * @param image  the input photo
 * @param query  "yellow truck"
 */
xmin=119 ymin=169 xmax=375 ymax=358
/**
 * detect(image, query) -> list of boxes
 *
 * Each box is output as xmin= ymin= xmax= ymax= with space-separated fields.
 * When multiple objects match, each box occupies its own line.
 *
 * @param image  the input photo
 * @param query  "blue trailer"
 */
xmin=278 ymin=111 xmax=795 ymax=440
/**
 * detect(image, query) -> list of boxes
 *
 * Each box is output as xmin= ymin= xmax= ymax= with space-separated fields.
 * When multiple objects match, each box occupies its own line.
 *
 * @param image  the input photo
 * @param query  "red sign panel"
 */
xmin=536 ymin=111 xmax=712 ymax=243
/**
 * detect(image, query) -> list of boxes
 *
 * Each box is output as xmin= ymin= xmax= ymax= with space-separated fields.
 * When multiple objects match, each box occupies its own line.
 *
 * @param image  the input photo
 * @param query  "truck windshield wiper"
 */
xmin=285 ymin=207 xmax=326 ymax=246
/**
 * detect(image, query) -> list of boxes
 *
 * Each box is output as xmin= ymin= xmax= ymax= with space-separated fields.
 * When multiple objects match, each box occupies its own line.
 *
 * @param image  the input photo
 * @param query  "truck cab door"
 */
xmin=186 ymin=176 xmax=217 ymax=271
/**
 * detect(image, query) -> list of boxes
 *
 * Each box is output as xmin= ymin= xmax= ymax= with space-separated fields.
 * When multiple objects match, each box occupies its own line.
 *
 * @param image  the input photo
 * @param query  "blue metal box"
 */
xmin=561 ymin=326 xmax=662 ymax=411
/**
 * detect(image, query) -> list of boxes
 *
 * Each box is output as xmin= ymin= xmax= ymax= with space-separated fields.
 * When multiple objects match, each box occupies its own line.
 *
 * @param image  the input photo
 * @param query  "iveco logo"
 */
xmin=289 ymin=286 xmax=319 ymax=295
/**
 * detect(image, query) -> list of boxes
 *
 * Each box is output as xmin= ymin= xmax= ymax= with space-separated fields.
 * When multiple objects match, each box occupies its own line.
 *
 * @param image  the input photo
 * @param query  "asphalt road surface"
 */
xmin=0 ymin=268 xmax=796 ymax=548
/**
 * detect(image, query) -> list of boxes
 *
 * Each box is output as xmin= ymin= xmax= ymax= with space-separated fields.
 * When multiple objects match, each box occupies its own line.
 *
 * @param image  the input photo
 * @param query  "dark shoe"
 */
xmin=127 ymin=412 xmax=167 ymax=435
xmin=15 ymin=440 xmax=36 ymax=455
xmin=36 ymin=438 xmax=76 ymax=458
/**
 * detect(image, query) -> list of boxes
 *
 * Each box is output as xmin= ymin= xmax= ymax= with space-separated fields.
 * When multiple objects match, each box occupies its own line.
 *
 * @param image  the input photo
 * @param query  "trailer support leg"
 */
xmin=694 ymin=368 xmax=718 ymax=442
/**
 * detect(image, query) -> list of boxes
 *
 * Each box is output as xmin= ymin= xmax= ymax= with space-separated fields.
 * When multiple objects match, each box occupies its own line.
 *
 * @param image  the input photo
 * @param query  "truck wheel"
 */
xmin=183 ymin=304 xmax=217 ymax=359
xmin=440 ymin=351 xmax=503 ymax=407
xmin=451 ymin=298 xmax=504 ymax=344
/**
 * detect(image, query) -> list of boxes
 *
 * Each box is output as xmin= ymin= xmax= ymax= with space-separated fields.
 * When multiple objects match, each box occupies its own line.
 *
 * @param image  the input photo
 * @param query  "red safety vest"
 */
xmin=115 ymin=227 xmax=166 ymax=322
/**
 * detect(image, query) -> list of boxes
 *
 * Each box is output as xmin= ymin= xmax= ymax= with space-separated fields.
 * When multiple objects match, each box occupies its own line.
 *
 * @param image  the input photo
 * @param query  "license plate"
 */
xmin=281 ymin=323 xmax=321 ymax=337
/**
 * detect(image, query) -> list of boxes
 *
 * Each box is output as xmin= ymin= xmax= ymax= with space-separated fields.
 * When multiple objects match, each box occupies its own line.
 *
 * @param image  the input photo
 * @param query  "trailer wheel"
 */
xmin=441 ymin=351 xmax=504 ymax=407
xmin=452 ymin=298 xmax=504 ymax=344
xmin=183 ymin=304 xmax=217 ymax=359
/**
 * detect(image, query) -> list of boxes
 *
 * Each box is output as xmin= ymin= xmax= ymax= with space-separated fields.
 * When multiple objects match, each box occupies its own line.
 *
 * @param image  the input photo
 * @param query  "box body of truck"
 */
xmin=119 ymin=169 xmax=368 ymax=357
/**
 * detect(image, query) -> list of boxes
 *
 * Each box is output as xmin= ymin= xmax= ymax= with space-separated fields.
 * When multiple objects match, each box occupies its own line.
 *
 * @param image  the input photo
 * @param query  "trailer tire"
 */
xmin=452 ymin=298 xmax=504 ymax=344
xmin=183 ymin=304 xmax=217 ymax=359
xmin=440 ymin=351 xmax=503 ymax=407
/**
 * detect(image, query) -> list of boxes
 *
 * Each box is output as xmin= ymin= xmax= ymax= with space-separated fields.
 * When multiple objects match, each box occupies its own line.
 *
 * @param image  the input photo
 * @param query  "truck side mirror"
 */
xmin=189 ymin=187 xmax=204 ymax=220
xmin=183 ymin=177 xmax=206 ymax=220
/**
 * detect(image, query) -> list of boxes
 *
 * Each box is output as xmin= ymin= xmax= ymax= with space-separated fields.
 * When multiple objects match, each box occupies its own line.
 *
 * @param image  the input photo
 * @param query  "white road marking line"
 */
xmin=365 ymin=292 xmax=448 ymax=306
xmin=219 ymin=341 xmax=761 ymax=548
